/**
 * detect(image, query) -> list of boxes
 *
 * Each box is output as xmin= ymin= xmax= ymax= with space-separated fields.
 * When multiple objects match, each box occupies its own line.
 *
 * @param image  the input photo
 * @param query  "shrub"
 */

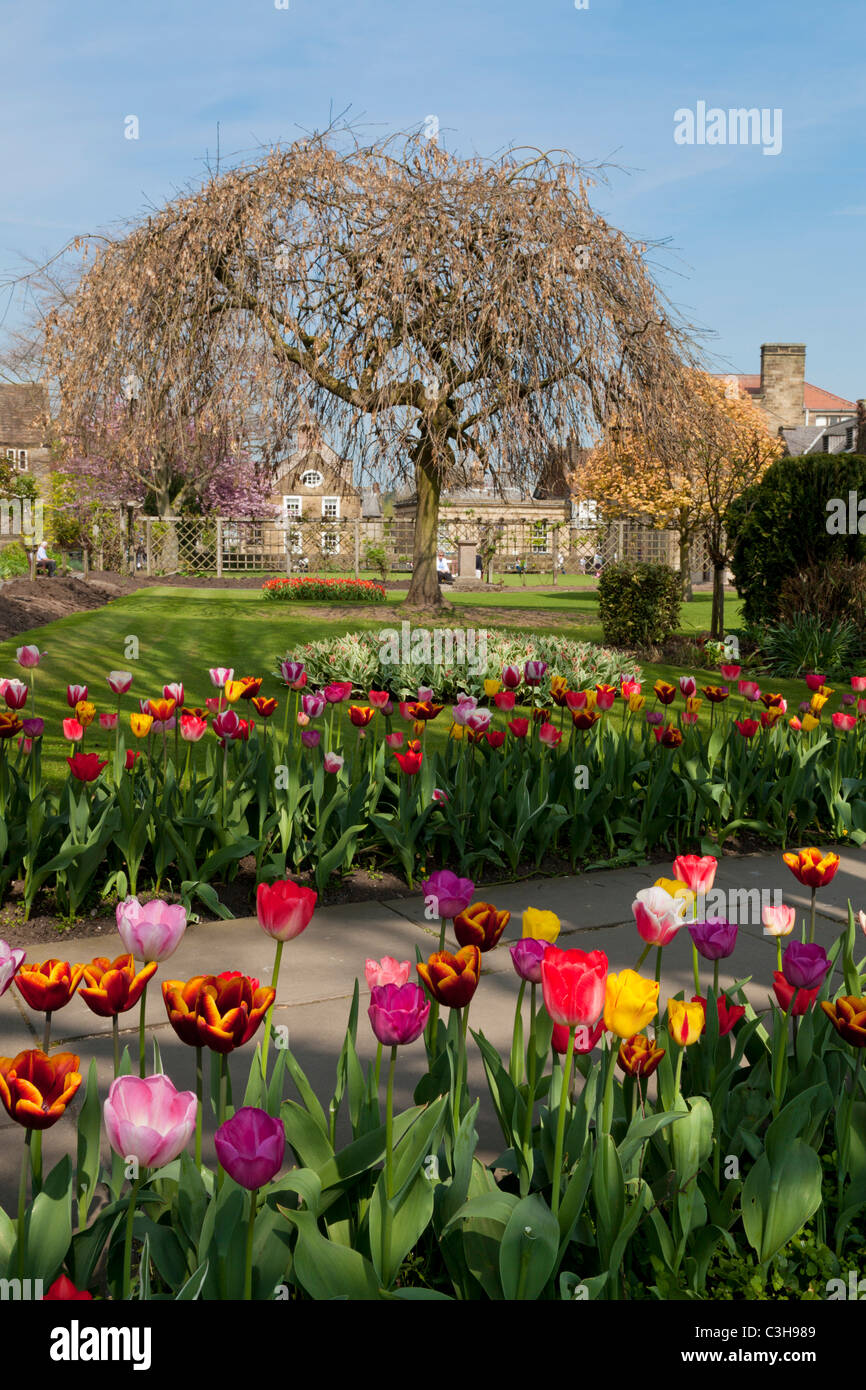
xmin=363 ymin=544 xmax=389 ymax=583
xmin=0 ymin=544 xmax=30 ymax=578
xmin=728 ymin=454 xmax=866 ymax=624
xmin=777 ymin=557 xmax=866 ymax=633
xmin=262 ymin=577 xmax=387 ymax=603
xmin=760 ymin=613 xmax=863 ymax=678
xmin=597 ymin=561 xmax=681 ymax=647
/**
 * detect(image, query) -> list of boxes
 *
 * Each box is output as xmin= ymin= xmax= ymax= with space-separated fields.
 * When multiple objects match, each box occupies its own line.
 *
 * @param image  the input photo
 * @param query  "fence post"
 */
xmin=354 ymin=518 xmax=360 ymax=579
xmin=618 ymin=520 xmax=624 ymax=564
xmin=216 ymin=519 xmax=223 ymax=578
xmin=145 ymin=519 xmax=152 ymax=576
xmin=82 ymin=547 xmax=90 ymax=579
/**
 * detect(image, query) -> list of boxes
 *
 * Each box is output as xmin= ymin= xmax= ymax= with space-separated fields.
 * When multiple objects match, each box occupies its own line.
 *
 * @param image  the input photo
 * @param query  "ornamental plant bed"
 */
xmin=262 ymin=577 xmax=387 ymax=602
xmin=2 ymin=855 xmax=865 ymax=1300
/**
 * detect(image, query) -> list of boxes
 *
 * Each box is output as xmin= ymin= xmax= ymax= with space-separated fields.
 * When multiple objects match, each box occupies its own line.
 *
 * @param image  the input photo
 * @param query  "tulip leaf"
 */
xmin=499 ymin=1194 xmax=560 ymax=1300
xmin=369 ymin=1169 xmax=435 ymax=1287
xmin=138 ymin=1215 xmax=188 ymax=1290
xmin=281 ymin=1099 xmax=336 ymax=1171
xmin=175 ymin=1260 xmax=209 ymax=1300
xmin=251 ymin=1201 xmax=294 ymax=1297
xmin=282 ymin=1046 xmax=329 ymax=1135
xmin=386 ymin=1287 xmax=454 ymax=1299
xmin=274 ymin=1167 xmax=323 ymax=1216
xmin=443 ymin=1191 xmax=519 ymax=1233
xmin=0 ymin=1208 xmax=15 ymax=1279
xmin=391 ymin=1096 xmax=448 ymax=1199
xmin=741 ymin=1141 xmax=823 ymax=1266
xmin=285 ymin=1209 xmax=382 ymax=1300
xmin=617 ymin=1109 xmax=686 ymax=1170
xmin=176 ymin=1153 xmax=210 ymax=1250
xmin=591 ymin=1134 xmax=625 ymax=1265
xmin=556 ymin=1140 xmax=593 ymax=1249
xmin=75 ymin=1058 xmax=102 ymax=1226
xmin=26 ymin=1156 xmax=73 ymax=1285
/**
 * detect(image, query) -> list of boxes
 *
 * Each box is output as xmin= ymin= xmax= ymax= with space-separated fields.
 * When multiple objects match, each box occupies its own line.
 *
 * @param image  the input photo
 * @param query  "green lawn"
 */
xmin=0 ymin=584 xmax=804 ymax=784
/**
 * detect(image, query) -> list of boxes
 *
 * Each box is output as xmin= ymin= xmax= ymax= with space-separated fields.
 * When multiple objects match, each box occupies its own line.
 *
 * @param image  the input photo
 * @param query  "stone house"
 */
xmin=0 ymin=382 xmax=52 ymax=484
xmin=391 ymin=478 xmax=573 ymax=570
xmin=717 ymin=343 xmax=856 ymax=431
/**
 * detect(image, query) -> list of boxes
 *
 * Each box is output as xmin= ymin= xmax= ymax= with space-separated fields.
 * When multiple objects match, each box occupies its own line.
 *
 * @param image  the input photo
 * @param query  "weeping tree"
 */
xmin=44 ymin=128 xmax=698 ymax=607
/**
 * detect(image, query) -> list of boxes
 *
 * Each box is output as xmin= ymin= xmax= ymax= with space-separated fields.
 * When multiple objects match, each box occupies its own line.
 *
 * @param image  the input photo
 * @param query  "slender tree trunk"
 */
xmin=710 ymin=560 xmax=726 ymax=639
xmin=406 ymin=438 xmax=443 ymax=609
xmin=678 ymin=511 xmax=693 ymax=601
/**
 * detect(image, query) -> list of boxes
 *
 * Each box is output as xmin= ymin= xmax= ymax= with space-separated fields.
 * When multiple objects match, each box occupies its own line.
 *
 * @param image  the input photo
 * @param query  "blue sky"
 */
xmin=1 ymin=0 xmax=864 ymax=398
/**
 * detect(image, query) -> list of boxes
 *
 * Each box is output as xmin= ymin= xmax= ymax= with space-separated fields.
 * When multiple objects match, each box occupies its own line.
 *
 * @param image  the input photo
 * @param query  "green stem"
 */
xmin=244 ymin=1188 xmax=258 ymax=1300
xmin=260 ymin=939 xmax=284 ymax=1081
xmin=122 ymin=1174 xmax=143 ymax=1299
xmin=195 ymin=1046 xmax=203 ymax=1168
xmin=551 ymin=1025 xmax=576 ymax=1220
xmin=655 ymin=946 xmax=663 ymax=987
xmin=217 ymin=1054 xmax=228 ymax=1191
xmin=634 ymin=943 xmax=652 ymax=972
xmin=17 ymin=1131 xmax=31 ymax=1281
xmin=510 ymin=979 xmax=526 ymax=1083
xmin=138 ymin=979 xmax=148 ymax=1078
xmin=674 ymin=1045 xmax=685 ymax=1100
xmin=809 ymin=887 xmax=816 ymax=945
xmin=519 ymin=984 xmax=537 ymax=1190
xmin=112 ymin=1015 xmax=120 ymax=1076
xmin=382 ymin=1045 xmax=397 ymax=1285
xmin=713 ymin=959 xmax=720 ymax=998
xmin=601 ymin=1032 xmax=618 ymax=1134
xmin=692 ymin=943 xmax=701 ymax=998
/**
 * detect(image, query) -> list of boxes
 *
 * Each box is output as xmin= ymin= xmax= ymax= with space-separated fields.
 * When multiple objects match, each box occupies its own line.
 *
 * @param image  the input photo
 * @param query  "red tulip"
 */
xmin=256 ymin=880 xmax=317 ymax=941
xmin=67 ymin=752 xmax=108 ymax=782
xmin=43 ymin=1275 xmax=93 ymax=1300
xmin=540 ymin=945 xmax=608 ymax=1028
xmin=485 ymin=729 xmax=506 ymax=749
xmin=494 ymin=691 xmax=516 ymax=710
xmin=552 ymin=1017 xmax=605 ymax=1055
xmin=734 ymin=719 xmax=759 ymax=739
xmin=394 ymin=746 xmax=423 ymax=774
xmin=507 ymin=717 xmax=529 ymax=738
xmin=772 ymin=971 xmax=820 ymax=1016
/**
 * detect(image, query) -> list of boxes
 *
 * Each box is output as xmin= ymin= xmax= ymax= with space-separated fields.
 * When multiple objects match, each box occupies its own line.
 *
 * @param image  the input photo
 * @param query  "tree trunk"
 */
xmin=710 ymin=561 xmax=726 ymax=639
xmin=406 ymin=441 xmax=443 ymax=609
xmin=678 ymin=513 xmax=693 ymax=601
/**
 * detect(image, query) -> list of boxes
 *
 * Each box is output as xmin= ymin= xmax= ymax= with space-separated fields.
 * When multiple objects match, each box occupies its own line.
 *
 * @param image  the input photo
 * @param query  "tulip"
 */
xmin=618 ymin=1032 xmax=665 ymax=1078
xmin=735 ymin=719 xmax=759 ymax=739
xmin=349 ymin=705 xmax=375 ymax=727
xmin=645 ymin=710 xmax=664 ymax=727
xmin=108 ymin=671 xmax=133 ymax=694
xmin=485 ymin=729 xmax=506 ymax=749
xmin=298 ymin=728 xmax=318 ymax=748
xmin=384 ymin=730 xmax=404 ymax=748
xmin=43 ymin=1276 xmax=93 ymax=1300
xmin=279 ymin=660 xmax=305 ymax=685
xmin=21 ymin=717 xmax=44 ymax=737
xmin=62 ymin=717 xmax=84 ymax=743
xmin=0 ymin=941 xmax=25 ymax=997
xmin=594 ymin=683 xmax=616 ymax=711
xmin=621 ymin=677 xmax=641 ymax=698
xmin=323 ymin=751 xmax=344 ymax=773
xmin=655 ymin=725 xmax=683 ymax=747
xmin=688 ymin=918 xmax=737 ymax=960
xmin=501 ymin=664 xmax=521 ymax=688
xmin=631 ymin=693 xmax=647 ymax=713
xmin=256 ymin=880 xmax=317 ymax=1076
xmin=66 ymin=684 xmax=87 ymax=708
xmin=209 ymin=667 xmax=234 ymax=688
xmin=809 ymin=691 xmax=829 ymax=714
xmin=761 ymin=709 xmax=784 ymax=729
xmin=565 ymin=690 xmax=587 ymax=710
xmin=368 ymin=689 xmax=390 ymax=709
xmin=667 ymin=998 xmax=705 ymax=1046
xmin=0 ymin=1050 xmax=82 ymax=1130
xmin=702 ymin=685 xmax=729 ymax=703
xmin=484 ymin=678 xmax=502 ymax=698
xmin=180 ymin=714 xmax=207 ymax=741
xmin=540 ymin=945 xmax=607 ymax=1027
xmin=251 ymin=696 xmax=278 ymax=719
xmin=509 ymin=937 xmax=546 ymax=983
xmin=789 ymin=717 xmax=803 ymax=732
xmin=494 ymin=690 xmax=516 ymax=711
xmin=79 ymin=955 xmax=157 ymax=1017
xmin=804 ymin=672 xmax=826 ymax=691
xmin=762 ymin=903 xmax=796 ymax=936
xmin=719 ymin=664 xmax=741 ymax=680
xmin=801 ymin=713 xmax=820 ymax=732
xmin=738 ymin=680 xmax=761 ymax=701
xmin=572 ymin=709 xmax=601 ymax=730
xmin=67 ymin=752 xmax=108 ymax=782
xmin=421 ymin=869 xmax=475 ymax=922
xmin=146 ymin=697 xmax=176 ymax=723
xmin=653 ymin=680 xmax=676 ymax=705
xmin=632 ymin=886 xmax=687 ymax=947
xmin=223 ymin=680 xmax=247 ymax=704
xmin=365 ymin=956 xmax=411 ymax=989
xmin=538 ymin=721 xmax=562 ymax=747
xmin=782 ymin=848 xmax=841 ymax=942
xmin=604 ymin=969 xmax=659 ymax=1038
xmin=679 ymin=676 xmax=697 ymax=698
xmin=368 ymin=982 xmax=430 ymax=1046
xmin=672 ymin=854 xmax=717 ymax=895
xmin=162 ymin=973 xmax=276 ymax=1054
xmin=212 ymin=709 xmax=240 ymax=739
xmin=432 ymin=788 xmax=449 ymax=802
xmin=692 ymin=993 xmax=746 ymax=1037
xmin=16 ymin=959 xmax=84 ymax=1014
xmin=773 ymin=971 xmax=820 ymax=1016
xmin=453 ymin=902 xmax=510 ymax=952
xmin=820 ymin=996 xmax=866 ymax=1048
xmin=552 ymin=1017 xmax=605 ymax=1055
xmin=237 ymin=677 xmax=262 ymax=700
xmin=301 ymin=693 xmax=326 ymax=719
xmin=781 ymin=940 xmax=831 ymax=991
xmin=116 ymin=897 xmax=187 ymax=963
xmin=465 ymin=708 xmax=492 ymax=733
xmin=215 ymin=1105 xmax=285 ymax=1190
xmin=125 ymin=750 xmax=141 ymax=771
xmin=548 ymin=675 xmax=569 ymax=706
xmin=833 ymin=712 xmax=857 ymax=732
xmin=521 ymin=906 xmax=561 ymax=942
xmin=417 ymin=946 xmax=481 ymax=1008
xmin=0 ymin=712 xmax=23 ymax=739
xmin=129 ymin=712 xmax=153 ymax=738
xmin=524 ymin=660 xmax=547 ymax=686
xmin=508 ymin=717 xmax=530 ymax=738
xmin=323 ymin=681 xmax=353 ymax=703
xmin=105 ymin=1072 xmax=196 ymax=1168
xmin=16 ymin=646 xmax=42 ymax=668
xmin=99 ymin=711 xmax=118 ymax=730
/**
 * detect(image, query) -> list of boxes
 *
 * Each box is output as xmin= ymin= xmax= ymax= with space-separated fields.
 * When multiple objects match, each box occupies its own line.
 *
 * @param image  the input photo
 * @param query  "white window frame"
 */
xmin=320 ymin=530 xmax=341 ymax=555
xmin=321 ymin=495 xmax=340 ymax=520
xmin=301 ymin=469 xmax=323 ymax=488
xmin=530 ymin=521 xmax=550 ymax=554
xmin=288 ymin=528 xmax=303 ymax=555
xmin=5 ymin=448 xmax=27 ymax=472
xmin=283 ymin=495 xmax=302 ymax=520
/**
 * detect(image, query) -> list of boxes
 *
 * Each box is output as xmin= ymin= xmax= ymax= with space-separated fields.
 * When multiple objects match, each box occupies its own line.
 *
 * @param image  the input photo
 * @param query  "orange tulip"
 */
xmin=417 ymin=946 xmax=481 ymax=1008
xmin=161 ymin=973 xmax=276 ymax=1054
xmin=348 ymin=705 xmax=375 ymax=727
xmin=130 ymin=712 xmax=153 ymax=738
xmin=251 ymin=696 xmax=278 ymax=719
xmin=146 ymin=697 xmax=176 ymax=723
xmin=239 ymin=677 xmax=263 ymax=699
xmin=453 ymin=902 xmax=510 ymax=952
xmin=820 ymin=996 xmax=866 ymax=1048
xmin=0 ymin=1049 xmax=82 ymax=1129
xmin=78 ymin=955 xmax=158 ymax=1018
xmin=782 ymin=848 xmax=841 ymax=889
xmin=15 ymin=959 xmax=85 ymax=1013
xmin=617 ymin=1033 xmax=665 ymax=1078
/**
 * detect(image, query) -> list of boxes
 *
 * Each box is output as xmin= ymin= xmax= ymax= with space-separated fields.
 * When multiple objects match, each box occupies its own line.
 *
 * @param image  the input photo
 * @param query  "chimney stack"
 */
xmin=857 ymin=399 xmax=866 ymax=455
xmin=759 ymin=344 xmax=806 ymax=429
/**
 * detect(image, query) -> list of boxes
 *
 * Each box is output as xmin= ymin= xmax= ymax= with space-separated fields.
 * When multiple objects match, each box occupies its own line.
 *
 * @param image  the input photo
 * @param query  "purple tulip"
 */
xmin=0 ymin=940 xmax=25 ymax=997
xmin=420 ymin=869 xmax=475 ymax=920
xmin=116 ymin=896 xmax=187 ymax=962
xmin=21 ymin=717 xmax=44 ymax=738
xmin=509 ymin=938 xmax=546 ymax=983
xmin=524 ymin=660 xmax=548 ymax=686
xmin=104 ymin=1074 xmax=196 ymax=1169
xmin=368 ymin=982 xmax=430 ymax=1046
xmin=782 ymin=941 xmax=832 ymax=991
xmin=688 ymin=918 xmax=738 ymax=961
xmin=301 ymin=693 xmax=326 ymax=719
xmin=215 ymin=1106 xmax=285 ymax=1189
xmin=645 ymin=710 xmax=664 ymax=727
xmin=301 ymin=729 xmax=321 ymax=748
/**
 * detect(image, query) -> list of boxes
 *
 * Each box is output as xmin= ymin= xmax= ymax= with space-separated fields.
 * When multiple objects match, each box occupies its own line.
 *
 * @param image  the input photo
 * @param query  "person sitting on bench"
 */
xmin=436 ymin=552 xmax=454 ymax=584
xmin=35 ymin=542 xmax=56 ymax=577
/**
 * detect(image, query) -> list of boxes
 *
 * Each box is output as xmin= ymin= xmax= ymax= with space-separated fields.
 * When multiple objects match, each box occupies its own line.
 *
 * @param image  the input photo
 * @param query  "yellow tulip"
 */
xmin=224 ymin=680 xmax=246 ymax=704
xmin=584 ymin=690 xmax=598 ymax=712
xmin=521 ymin=907 xmax=561 ymax=943
xmin=129 ymin=713 xmax=153 ymax=738
xmin=809 ymin=692 xmax=828 ymax=714
xmin=484 ymin=679 xmax=502 ymax=697
xmin=75 ymin=700 xmax=96 ymax=729
xmin=604 ymin=969 xmax=659 ymax=1038
xmin=450 ymin=724 xmax=465 ymax=741
xmin=802 ymin=713 xmax=820 ymax=732
xmin=667 ymin=998 xmax=705 ymax=1046
xmin=550 ymin=675 xmax=568 ymax=699
xmin=685 ymin=696 xmax=703 ymax=715
xmin=628 ymin=693 xmax=646 ymax=712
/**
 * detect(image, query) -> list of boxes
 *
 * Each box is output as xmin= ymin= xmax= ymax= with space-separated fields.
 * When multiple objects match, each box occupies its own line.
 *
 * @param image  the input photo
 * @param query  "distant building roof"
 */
xmin=0 ymin=382 xmax=49 ymax=444
xmin=720 ymin=374 xmax=856 ymax=413
xmin=782 ymin=415 xmax=858 ymax=455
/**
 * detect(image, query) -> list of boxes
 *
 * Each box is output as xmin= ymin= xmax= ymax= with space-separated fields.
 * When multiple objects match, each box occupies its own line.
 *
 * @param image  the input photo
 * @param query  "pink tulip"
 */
xmin=66 ymin=684 xmax=87 ymax=707
xmin=63 ymin=718 xmax=84 ymax=743
xmin=296 ymin=711 xmax=310 ymax=727
xmin=417 ymin=686 xmax=434 ymax=701
xmin=719 ymin=664 xmax=741 ymax=680
xmin=451 ymin=699 xmax=477 ymax=727
xmin=209 ymin=667 xmax=234 ymax=688
xmin=212 ymin=710 xmax=240 ymax=739
xmin=682 ymin=710 xmax=699 ymax=725
xmin=833 ymin=712 xmax=857 ymax=732
xmin=256 ymin=880 xmax=317 ymax=941
xmin=804 ymin=673 xmax=826 ymax=692
xmin=365 ymin=956 xmax=412 ymax=989
xmin=368 ymin=983 xmax=430 ymax=1046
xmin=466 ymin=709 xmax=492 ymax=733
xmin=164 ymin=682 xmax=184 ymax=705
xmin=538 ymin=721 xmax=562 ymax=747
xmin=432 ymin=788 xmax=449 ymax=803
xmin=632 ymin=886 xmax=686 ymax=946
xmin=18 ymin=737 xmax=33 ymax=755
xmin=398 ymin=702 xmax=416 ymax=721
xmin=762 ymin=903 xmax=796 ymax=937
xmin=737 ymin=681 xmax=761 ymax=702
xmin=851 ymin=676 xmax=866 ymax=693
xmin=323 ymin=682 xmax=353 ymax=703
xmin=323 ymin=752 xmax=344 ymax=773
xmin=502 ymin=665 xmax=521 ymax=689
xmin=280 ymin=660 xmax=305 ymax=685
xmin=16 ymin=646 xmax=42 ymax=668
xmin=420 ymin=869 xmax=475 ymax=920
xmin=494 ymin=691 xmax=516 ymax=710
xmin=104 ymin=1074 xmax=196 ymax=1169
xmin=116 ymin=897 xmax=187 ymax=962
xmin=180 ymin=715 xmax=207 ymax=742
xmin=215 ymin=1107 xmax=285 ymax=1189
xmin=620 ymin=678 xmax=641 ymax=698
xmin=0 ymin=940 xmax=25 ymax=997
xmin=0 ymin=680 xmax=8 ymax=701
xmin=679 ymin=676 xmax=697 ymax=698
xmin=4 ymin=680 xmax=28 ymax=710
xmin=524 ymin=660 xmax=547 ymax=686
xmin=385 ymin=731 xmax=404 ymax=748
xmin=99 ymin=711 xmax=118 ymax=731
xmin=368 ymin=690 xmax=390 ymax=710
xmin=107 ymin=671 xmax=133 ymax=695
xmin=301 ymin=693 xmax=325 ymax=718
xmin=301 ymin=729 xmax=320 ymax=747
xmin=671 ymin=854 xmax=717 ymax=895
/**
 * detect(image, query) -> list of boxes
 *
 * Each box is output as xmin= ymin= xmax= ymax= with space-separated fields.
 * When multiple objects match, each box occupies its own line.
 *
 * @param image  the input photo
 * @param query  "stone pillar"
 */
xmin=216 ymin=519 xmax=223 ymax=578
xmin=456 ymin=541 xmax=476 ymax=578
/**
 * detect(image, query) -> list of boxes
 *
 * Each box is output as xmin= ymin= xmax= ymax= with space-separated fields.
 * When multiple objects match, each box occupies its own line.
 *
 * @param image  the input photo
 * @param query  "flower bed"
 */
xmin=261 ymin=577 xmax=387 ymax=602
xmin=1 ymin=855 xmax=864 ymax=1300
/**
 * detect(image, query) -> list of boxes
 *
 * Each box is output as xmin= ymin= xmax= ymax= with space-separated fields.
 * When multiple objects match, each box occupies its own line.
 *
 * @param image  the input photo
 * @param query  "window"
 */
xmin=247 ymin=523 xmax=264 ymax=548
xmin=815 ymin=417 xmax=827 ymax=426
xmin=284 ymin=496 xmax=302 ymax=519
xmin=530 ymin=521 xmax=549 ymax=554
xmin=5 ymin=449 xmax=27 ymax=472
xmin=301 ymin=470 xmax=323 ymax=488
xmin=288 ymin=529 xmax=303 ymax=555
xmin=322 ymin=496 xmax=340 ymax=519
xmin=321 ymin=530 xmax=340 ymax=555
